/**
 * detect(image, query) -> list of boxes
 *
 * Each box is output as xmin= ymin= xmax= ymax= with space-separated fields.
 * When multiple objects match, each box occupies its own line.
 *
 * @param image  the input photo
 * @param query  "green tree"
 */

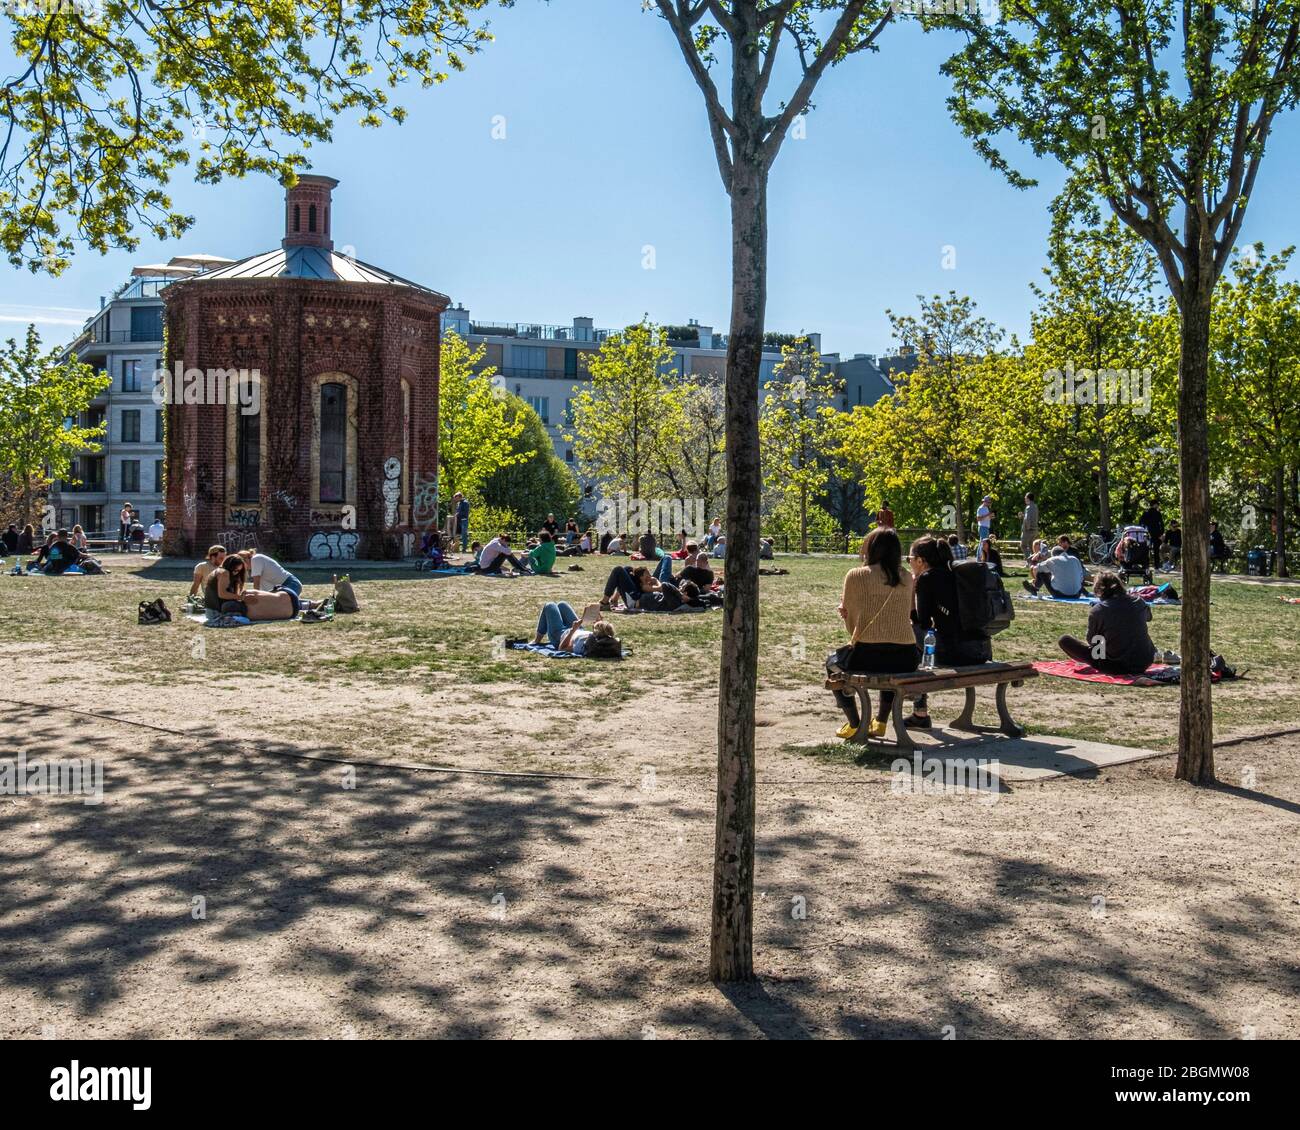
xmin=438 ymin=330 xmax=529 ymax=503
xmin=0 ymin=324 xmax=109 ymax=524
xmin=1210 ymin=244 xmax=1300 ymax=577
xmin=933 ymin=1 xmax=1300 ymax=783
xmin=481 ymin=397 xmax=581 ymax=530
xmin=1 ymin=1 xmax=508 ymax=272
xmin=569 ymin=321 xmax=684 ymax=501
xmin=759 ymin=338 xmax=843 ymax=553
xmin=650 ymin=374 xmax=728 ymax=524
xmin=655 ymin=0 xmax=894 ymax=982
xmin=1024 ymin=218 xmax=1176 ymax=532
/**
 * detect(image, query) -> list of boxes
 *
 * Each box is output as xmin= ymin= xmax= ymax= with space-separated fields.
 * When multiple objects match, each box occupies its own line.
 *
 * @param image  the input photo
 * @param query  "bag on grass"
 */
xmin=952 ymin=559 xmax=1014 ymax=637
xmin=332 ymin=575 xmax=359 ymax=614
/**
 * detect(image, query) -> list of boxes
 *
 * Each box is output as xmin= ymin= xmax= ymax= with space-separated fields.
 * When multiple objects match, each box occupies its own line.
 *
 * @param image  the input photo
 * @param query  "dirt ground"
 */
xmin=2 ymin=687 xmax=1298 ymax=1039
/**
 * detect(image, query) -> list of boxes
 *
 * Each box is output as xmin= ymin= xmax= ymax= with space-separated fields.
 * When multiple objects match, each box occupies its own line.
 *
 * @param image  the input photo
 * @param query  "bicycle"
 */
xmin=1087 ymin=528 xmax=1120 ymax=566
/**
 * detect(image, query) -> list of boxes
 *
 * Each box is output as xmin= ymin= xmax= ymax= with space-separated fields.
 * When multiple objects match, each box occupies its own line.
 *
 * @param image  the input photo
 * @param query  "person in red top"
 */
xmin=876 ymin=501 xmax=895 ymax=529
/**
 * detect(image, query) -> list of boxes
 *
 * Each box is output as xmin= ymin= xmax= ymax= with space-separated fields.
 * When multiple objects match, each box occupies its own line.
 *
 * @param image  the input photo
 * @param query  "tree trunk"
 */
xmin=1097 ymin=425 xmax=1111 ymax=534
xmin=1175 ymin=292 xmax=1215 ymax=784
xmin=1275 ymin=464 xmax=1288 ymax=578
xmin=799 ymin=487 xmax=808 ymax=555
xmin=952 ymin=463 xmax=966 ymax=541
xmin=710 ymin=142 xmax=766 ymax=983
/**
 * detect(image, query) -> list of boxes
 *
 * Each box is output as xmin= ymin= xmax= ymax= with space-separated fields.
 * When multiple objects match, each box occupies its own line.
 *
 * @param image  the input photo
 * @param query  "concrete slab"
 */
xmin=876 ymin=727 xmax=1170 ymax=783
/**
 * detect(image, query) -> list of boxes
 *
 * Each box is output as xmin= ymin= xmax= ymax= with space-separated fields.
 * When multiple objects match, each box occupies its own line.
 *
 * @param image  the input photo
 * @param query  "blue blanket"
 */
xmin=507 ymin=641 xmax=579 ymax=658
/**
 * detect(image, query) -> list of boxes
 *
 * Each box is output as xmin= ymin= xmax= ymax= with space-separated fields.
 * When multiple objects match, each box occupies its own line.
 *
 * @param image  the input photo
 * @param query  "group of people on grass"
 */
xmin=6 ymin=525 xmax=105 ymax=575
xmin=828 ymin=527 xmax=1157 ymax=739
xmin=189 ymin=545 xmax=324 ymax=622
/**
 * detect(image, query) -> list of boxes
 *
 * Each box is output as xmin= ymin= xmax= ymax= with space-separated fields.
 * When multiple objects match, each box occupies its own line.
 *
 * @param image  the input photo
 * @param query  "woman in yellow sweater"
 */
xmin=829 ymin=527 xmax=920 ymax=739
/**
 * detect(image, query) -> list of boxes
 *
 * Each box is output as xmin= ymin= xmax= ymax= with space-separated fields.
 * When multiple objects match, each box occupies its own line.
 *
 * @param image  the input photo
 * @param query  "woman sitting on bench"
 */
xmin=828 ymin=527 xmax=919 ymax=740
xmin=1058 ymin=571 xmax=1156 ymax=675
xmin=904 ymin=535 xmax=992 ymax=729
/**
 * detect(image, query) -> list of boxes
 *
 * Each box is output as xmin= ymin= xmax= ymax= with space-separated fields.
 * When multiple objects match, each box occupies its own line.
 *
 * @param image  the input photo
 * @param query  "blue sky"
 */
xmin=3 ymin=1 xmax=1300 ymax=356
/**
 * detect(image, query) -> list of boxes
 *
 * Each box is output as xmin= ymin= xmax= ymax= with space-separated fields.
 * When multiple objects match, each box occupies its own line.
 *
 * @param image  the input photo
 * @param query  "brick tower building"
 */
xmin=162 ymin=174 xmax=448 ymax=561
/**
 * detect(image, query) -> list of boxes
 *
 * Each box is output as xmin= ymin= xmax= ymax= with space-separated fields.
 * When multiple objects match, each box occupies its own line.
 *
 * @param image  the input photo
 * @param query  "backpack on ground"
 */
xmin=952 ymin=559 xmax=1014 ymax=636
xmin=333 ymin=574 xmax=359 ymax=613
xmin=138 ymin=598 xmax=172 ymax=625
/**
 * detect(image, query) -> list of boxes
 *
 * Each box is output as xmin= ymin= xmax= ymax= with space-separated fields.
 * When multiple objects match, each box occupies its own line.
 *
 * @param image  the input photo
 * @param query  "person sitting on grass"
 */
xmin=1057 ymin=534 xmax=1084 ymax=561
xmin=827 ymin=527 xmax=919 ymax=741
xmin=42 ymin=529 xmax=85 ymax=575
xmin=531 ymin=601 xmax=622 ymax=657
xmin=1058 ymin=571 xmax=1155 ymax=675
xmin=1026 ymin=538 xmax=1050 ymax=567
xmin=205 ymin=552 xmax=251 ymax=616
xmin=606 ymin=531 xmax=627 ymax=555
xmin=17 ymin=523 xmax=35 ymax=555
xmin=71 ymin=524 xmax=89 ymax=552
xmin=27 ymin=532 xmax=56 ymax=571
xmin=1024 ymin=546 xmax=1086 ymax=598
xmin=903 ymin=535 xmax=992 ymax=729
xmin=2 ymin=524 xmax=17 ymax=554
xmin=678 ymin=551 xmax=716 ymax=589
xmin=981 ymin=537 xmax=1004 ymax=577
xmin=947 ymin=533 xmax=969 ymax=561
xmin=476 ymin=533 xmax=531 ymax=575
xmin=189 ymin=545 xmax=226 ymax=598
xmin=528 ymin=529 xmax=558 ymax=575
xmin=759 ymin=537 xmax=775 ymax=560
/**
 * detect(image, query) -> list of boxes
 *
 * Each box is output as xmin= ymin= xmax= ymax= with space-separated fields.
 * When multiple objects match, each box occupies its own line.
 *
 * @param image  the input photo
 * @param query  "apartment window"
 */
xmin=130 ymin=306 xmax=162 ymax=342
xmin=319 ymin=382 xmax=346 ymax=503
xmin=155 ymin=409 xmax=164 ymax=442
xmin=514 ymin=345 xmax=547 ymax=371
xmin=564 ymin=349 xmax=578 ymax=377
xmin=527 ymin=396 xmax=549 ymax=424
xmin=154 ymin=460 xmax=164 ymax=493
xmin=565 ymin=449 xmax=574 ymax=464
xmin=121 ymin=460 xmax=140 ymax=493
xmin=237 ymin=407 xmax=260 ymax=503
xmin=122 ymin=360 xmax=141 ymax=392
xmin=121 ymin=409 xmax=140 ymax=442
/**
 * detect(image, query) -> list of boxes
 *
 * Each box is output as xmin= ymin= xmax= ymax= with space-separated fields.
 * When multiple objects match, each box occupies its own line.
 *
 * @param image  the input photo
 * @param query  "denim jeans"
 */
xmin=275 ymin=573 xmax=302 ymax=596
xmin=653 ymin=554 xmax=674 ymax=582
xmin=536 ymin=601 xmax=579 ymax=647
xmin=603 ymin=566 xmax=641 ymax=606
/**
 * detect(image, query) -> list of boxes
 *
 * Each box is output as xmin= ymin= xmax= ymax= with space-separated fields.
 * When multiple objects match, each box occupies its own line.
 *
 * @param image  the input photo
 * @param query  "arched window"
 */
xmin=319 ymin=382 xmax=346 ymax=502
xmin=293 ymin=204 xmax=300 ymax=233
xmin=308 ymin=204 xmax=317 ymax=233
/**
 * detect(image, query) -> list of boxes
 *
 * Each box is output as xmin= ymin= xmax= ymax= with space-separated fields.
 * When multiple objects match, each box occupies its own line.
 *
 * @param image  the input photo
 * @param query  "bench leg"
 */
xmin=890 ymin=692 xmax=916 ymax=753
xmin=847 ymin=687 xmax=873 ymax=744
xmin=950 ymin=686 xmax=978 ymax=731
xmin=995 ymin=681 xmax=1025 ymax=738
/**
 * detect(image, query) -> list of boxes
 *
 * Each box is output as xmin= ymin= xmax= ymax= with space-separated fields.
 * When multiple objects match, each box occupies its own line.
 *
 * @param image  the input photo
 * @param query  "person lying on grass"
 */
xmin=532 ymin=601 xmax=622 ymax=657
xmin=1057 ymin=570 xmax=1156 ymax=676
xmin=203 ymin=553 xmax=323 ymax=621
xmin=600 ymin=560 xmax=676 ymax=610
xmin=677 ymin=551 xmax=717 ymax=590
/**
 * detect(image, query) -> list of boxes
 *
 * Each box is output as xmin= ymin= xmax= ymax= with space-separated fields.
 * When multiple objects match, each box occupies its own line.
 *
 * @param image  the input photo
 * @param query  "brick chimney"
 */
xmin=283 ymin=174 xmax=339 ymax=250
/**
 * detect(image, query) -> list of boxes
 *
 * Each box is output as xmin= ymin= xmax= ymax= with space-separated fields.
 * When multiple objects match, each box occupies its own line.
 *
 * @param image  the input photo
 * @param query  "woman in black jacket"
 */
xmin=1058 ymin=571 xmax=1155 ymax=675
xmin=904 ymin=536 xmax=993 ymax=728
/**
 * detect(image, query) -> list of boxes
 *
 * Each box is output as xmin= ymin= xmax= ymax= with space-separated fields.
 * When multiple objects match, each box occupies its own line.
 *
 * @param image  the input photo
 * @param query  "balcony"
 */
xmin=467 ymin=321 xmax=615 ymax=343
xmin=494 ymin=367 xmax=585 ymax=381
xmin=88 ymin=328 xmax=163 ymax=345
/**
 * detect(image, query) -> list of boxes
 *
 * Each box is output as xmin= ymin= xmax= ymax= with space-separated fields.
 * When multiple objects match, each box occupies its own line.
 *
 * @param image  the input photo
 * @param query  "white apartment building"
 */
xmin=52 ymin=255 xmax=233 ymax=535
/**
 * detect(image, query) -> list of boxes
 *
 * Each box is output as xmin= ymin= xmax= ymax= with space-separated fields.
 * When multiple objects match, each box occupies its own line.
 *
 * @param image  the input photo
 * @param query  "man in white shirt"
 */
xmin=1024 ymin=547 xmax=1086 ymax=598
xmin=975 ymin=496 xmax=994 ymax=561
xmin=476 ymin=534 xmax=530 ymax=575
xmin=146 ymin=519 xmax=164 ymax=550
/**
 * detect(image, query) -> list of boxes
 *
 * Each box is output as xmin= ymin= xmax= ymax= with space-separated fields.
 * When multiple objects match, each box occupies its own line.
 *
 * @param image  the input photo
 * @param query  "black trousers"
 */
xmin=1059 ymin=634 xmax=1149 ymax=676
xmin=828 ymin=642 xmax=920 ymax=726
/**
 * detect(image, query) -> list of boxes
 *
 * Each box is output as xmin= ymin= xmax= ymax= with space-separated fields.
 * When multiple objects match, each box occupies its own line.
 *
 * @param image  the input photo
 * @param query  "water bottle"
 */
xmin=923 ymin=628 xmax=937 ymax=671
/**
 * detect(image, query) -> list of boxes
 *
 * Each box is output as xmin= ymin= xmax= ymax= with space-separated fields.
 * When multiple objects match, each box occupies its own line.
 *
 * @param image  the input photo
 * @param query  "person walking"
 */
xmin=1020 ymin=492 xmax=1039 ymax=558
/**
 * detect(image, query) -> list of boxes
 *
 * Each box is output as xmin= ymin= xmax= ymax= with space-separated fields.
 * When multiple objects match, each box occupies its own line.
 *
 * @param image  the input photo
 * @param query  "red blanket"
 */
xmin=1033 ymin=660 xmax=1222 ymax=686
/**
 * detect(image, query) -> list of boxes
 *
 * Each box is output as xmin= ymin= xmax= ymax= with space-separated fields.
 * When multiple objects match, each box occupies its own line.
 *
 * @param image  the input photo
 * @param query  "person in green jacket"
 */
xmin=528 ymin=529 xmax=558 ymax=575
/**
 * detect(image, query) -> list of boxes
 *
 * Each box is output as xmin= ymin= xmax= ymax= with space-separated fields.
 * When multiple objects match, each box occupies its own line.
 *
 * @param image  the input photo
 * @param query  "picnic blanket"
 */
xmin=1019 ymin=585 xmax=1181 ymax=607
xmin=506 ymin=641 xmax=579 ymax=658
xmin=1033 ymin=660 xmax=1226 ymax=686
xmin=1019 ymin=592 xmax=1095 ymax=605
xmin=1281 ymin=596 xmax=1300 ymax=605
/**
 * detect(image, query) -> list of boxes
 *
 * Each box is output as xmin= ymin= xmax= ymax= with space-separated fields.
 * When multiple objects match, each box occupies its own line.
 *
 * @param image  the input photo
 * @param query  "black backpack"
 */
xmin=951 ymin=560 xmax=1014 ymax=637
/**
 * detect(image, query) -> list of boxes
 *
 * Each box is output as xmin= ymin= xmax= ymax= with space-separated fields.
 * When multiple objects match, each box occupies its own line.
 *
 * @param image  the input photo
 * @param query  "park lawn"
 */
xmin=0 ymin=552 xmax=1296 ymax=760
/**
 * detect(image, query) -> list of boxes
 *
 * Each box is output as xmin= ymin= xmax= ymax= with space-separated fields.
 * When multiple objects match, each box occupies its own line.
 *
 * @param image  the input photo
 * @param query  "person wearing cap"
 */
xmin=975 ymin=495 xmax=994 ymax=561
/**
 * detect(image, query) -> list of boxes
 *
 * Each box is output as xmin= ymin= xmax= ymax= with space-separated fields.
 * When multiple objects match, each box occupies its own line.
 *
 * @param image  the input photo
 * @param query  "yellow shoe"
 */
xmin=836 ymin=721 xmax=858 ymax=740
xmin=868 ymin=719 xmax=888 ymax=739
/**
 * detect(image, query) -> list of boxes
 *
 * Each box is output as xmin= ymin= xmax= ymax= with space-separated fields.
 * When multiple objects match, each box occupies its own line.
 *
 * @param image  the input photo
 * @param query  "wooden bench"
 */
xmin=824 ymin=661 xmax=1038 ymax=752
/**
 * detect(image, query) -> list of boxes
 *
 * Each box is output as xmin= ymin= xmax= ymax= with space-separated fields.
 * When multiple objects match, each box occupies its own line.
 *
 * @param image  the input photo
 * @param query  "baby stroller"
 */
xmin=415 ymin=530 xmax=449 ymax=571
xmin=1116 ymin=525 xmax=1154 ymax=585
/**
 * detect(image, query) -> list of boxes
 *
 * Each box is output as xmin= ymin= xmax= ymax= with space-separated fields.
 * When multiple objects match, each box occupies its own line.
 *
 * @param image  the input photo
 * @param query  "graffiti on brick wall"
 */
xmin=217 ymin=529 xmax=260 ymax=552
xmin=412 ymin=471 xmax=438 ymax=531
xmin=310 ymin=507 xmax=355 ymax=528
xmin=183 ymin=493 xmax=196 ymax=521
xmin=308 ymin=531 xmax=359 ymax=560
xmin=226 ymin=507 xmax=262 ymax=527
xmin=382 ymin=457 xmax=401 ymax=528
